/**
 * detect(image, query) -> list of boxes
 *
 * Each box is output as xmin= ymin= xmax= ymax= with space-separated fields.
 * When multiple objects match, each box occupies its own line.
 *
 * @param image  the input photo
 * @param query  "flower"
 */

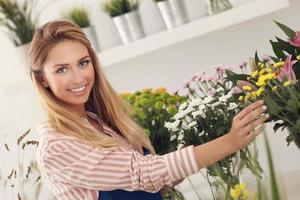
xmin=289 ymin=31 xmax=300 ymax=47
xmin=242 ymin=85 xmax=253 ymax=91
xmin=283 ymin=80 xmax=291 ymax=87
xmin=273 ymin=61 xmax=284 ymax=68
xmin=229 ymin=103 xmax=238 ymax=110
xmin=278 ymin=55 xmax=297 ymax=84
xmin=297 ymin=54 xmax=300 ymax=61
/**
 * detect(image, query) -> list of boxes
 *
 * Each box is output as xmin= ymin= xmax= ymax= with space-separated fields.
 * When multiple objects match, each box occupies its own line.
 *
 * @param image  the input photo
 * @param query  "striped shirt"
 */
xmin=36 ymin=111 xmax=199 ymax=200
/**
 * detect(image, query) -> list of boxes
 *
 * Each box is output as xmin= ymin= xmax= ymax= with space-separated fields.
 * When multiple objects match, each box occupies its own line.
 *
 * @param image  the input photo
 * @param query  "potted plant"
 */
xmin=0 ymin=0 xmax=35 ymax=73
xmin=206 ymin=0 xmax=233 ymax=16
xmin=102 ymin=0 xmax=145 ymax=44
xmin=63 ymin=6 xmax=100 ymax=52
xmin=154 ymin=0 xmax=188 ymax=30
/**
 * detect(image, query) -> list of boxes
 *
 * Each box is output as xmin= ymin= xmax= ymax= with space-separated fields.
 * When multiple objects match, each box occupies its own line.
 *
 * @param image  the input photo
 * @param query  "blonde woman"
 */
xmin=30 ymin=20 xmax=269 ymax=200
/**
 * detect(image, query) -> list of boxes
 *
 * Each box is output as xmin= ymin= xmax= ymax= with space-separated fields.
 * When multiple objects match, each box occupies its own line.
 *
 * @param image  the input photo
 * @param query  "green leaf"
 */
xmin=270 ymin=40 xmax=286 ymax=59
xmin=273 ymin=122 xmax=284 ymax=132
xmin=254 ymin=50 xmax=260 ymax=64
xmin=225 ymin=70 xmax=250 ymax=85
xmin=274 ymin=20 xmax=296 ymax=39
xmin=276 ymin=37 xmax=300 ymax=55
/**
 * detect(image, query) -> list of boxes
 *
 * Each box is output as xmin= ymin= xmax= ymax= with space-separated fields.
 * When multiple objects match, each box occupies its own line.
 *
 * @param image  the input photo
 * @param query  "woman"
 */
xmin=29 ymin=20 xmax=268 ymax=200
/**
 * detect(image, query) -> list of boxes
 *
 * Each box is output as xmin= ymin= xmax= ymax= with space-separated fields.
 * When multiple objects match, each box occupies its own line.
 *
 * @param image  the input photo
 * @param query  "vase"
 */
xmin=113 ymin=11 xmax=145 ymax=44
xmin=156 ymin=0 xmax=188 ymax=30
xmin=206 ymin=0 xmax=233 ymax=16
xmin=82 ymin=26 xmax=100 ymax=52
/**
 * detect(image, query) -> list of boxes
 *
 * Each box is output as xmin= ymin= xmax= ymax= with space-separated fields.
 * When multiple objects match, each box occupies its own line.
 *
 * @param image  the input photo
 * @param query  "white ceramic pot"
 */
xmin=157 ymin=0 xmax=188 ymax=30
xmin=113 ymin=11 xmax=145 ymax=44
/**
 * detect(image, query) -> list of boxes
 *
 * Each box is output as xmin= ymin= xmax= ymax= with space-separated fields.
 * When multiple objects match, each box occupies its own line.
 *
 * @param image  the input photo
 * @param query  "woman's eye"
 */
xmin=56 ymin=67 xmax=68 ymax=74
xmin=79 ymin=60 xmax=90 ymax=68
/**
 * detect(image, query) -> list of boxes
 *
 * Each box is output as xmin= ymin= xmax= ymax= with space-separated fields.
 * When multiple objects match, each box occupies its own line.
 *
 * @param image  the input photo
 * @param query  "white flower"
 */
xmin=187 ymin=121 xmax=197 ymax=129
xmin=177 ymin=143 xmax=184 ymax=149
xmin=212 ymin=101 xmax=221 ymax=108
xmin=198 ymin=131 xmax=204 ymax=137
xmin=182 ymin=121 xmax=188 ymax=130
xmin=178 ymin=133 xmax=184 ymax=140
xmin=229 ymin=102 xmax=238 ymax=110
xmin=179 ymin=102 xmax=187 ymax=111
xmin=185 ymin=115 xmax=193 ymax=123
xmin=170 ymin=134 xmax=177 ymax=141
xmin=174 ymin=111 xmax=185 ymax=120
xmin=198 ymin=104 xmax=206 ymax=111
xmin=164 ymin=120 xmax=180 ymax=131
xmin=218 ymin=95 xmax=227 ymax=102
xmin=192 ymin=110 xmax=201 ymax=118
xmin=217 ymin=87 xmax=224 ymax=92
xmin=189 ymin=99 xmax=203 ymax=107
xmin=184 ymin=107 xmax=194 ymax=115
xmin=203 ymin=96 xmax=214 ymax=104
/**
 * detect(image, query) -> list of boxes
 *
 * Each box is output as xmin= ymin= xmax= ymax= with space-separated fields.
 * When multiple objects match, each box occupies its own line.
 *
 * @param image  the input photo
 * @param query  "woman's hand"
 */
xmin=227 ymin=100 xmax=269 ymax=151
xmin=193 ymin=100 xmax=268 ymax=169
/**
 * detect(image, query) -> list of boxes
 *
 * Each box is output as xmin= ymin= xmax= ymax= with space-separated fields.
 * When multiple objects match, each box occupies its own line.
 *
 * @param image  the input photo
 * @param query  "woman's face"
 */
xmin=41 ymin=40 xmax=95 ymax=110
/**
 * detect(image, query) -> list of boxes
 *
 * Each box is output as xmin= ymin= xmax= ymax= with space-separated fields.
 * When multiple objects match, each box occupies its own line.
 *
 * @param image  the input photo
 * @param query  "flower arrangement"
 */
xmin=120 ymin=87 xmax=187 ymax=155
xmin=121 ymin=88 xmax=187 ymax=199
xmin=165 ymin=66 xmax=263 ymax=197
xmin=226 ymin=21 xmax=300 ymax=148
xmin=102 ymin=0 xmax=140 ymax=17
xmin=63 ymin=7 xmax=90 ymax=28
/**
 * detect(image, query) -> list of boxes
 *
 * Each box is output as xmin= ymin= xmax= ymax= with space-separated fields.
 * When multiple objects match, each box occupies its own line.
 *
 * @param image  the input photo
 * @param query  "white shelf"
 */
xmin=98 ymin=0 xmax=289 ymax=67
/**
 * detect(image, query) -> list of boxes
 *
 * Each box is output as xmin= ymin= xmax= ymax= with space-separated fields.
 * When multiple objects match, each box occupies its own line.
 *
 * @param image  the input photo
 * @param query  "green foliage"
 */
xmin=120 ymin=88 xmax=187 ymax=155
xmin=0 ymin=0 xmax=36 ymax=46
xmin=63 ymin=7 xmax=90 ymax=28
xmin=102 ymin=0 xmax=140 ymax=17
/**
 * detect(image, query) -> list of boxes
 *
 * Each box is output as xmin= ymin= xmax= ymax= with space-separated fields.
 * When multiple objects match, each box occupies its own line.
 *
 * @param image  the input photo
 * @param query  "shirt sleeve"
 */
xmin=39 ymin=137 xmax=199 ymax=192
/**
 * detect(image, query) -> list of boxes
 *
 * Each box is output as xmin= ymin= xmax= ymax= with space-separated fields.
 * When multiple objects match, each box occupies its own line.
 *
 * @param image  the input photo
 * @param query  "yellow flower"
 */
xmin=297 ymin=54 xmax=300 ymax=61
xmin=243 ymin=85 xmax=253 ymax=91
xmin=251 ymin=70 xmax=259 ymax=79
xmin=258 ymin=62 xmax=264 ymax=68
xmin=244 ymin=94 xmax=251 ymax=102
xmin=230 ymin=183 xmax=251 ymax=200
xmin=230 ymin=188 xmax=240 ymax=199
xmin=259 ymin=68 xmax=266 ymax=76
xmin=266 ymin=68 xmax=272 ymax=73
xmin=154 ymin=87 xmax=166 ymax=93
xmin=239 ymin=96 xmax=244 ymax=101
xmin=284 ymin=80 xmax=291 ymax=87
xmin=255 ymin=73 xmax=275 ymax=87
xmin=255 ymin=87 xmax=265 ymax=97
xmin=120 ymin=92 xmax=131 ymax=98
xmin=273 ymin=61 xmax=284 ymax=68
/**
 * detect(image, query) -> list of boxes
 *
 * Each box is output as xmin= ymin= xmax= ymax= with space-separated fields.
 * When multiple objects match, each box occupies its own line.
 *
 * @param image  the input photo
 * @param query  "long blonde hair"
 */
xmin=29 ymin=19 xmax=154 ymax=154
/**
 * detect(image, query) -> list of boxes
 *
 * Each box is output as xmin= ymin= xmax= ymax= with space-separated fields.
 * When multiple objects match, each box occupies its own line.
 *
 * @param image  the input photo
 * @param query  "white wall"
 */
xmin=1 ymin=0 xmax=300 ymax=199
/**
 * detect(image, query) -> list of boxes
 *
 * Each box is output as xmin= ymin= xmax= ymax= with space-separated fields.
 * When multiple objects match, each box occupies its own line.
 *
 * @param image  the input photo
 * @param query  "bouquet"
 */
xmin=226 ymin=21 xmax=300 ymax=148
xmin=165 ymin=66 xmax=263 ymax=197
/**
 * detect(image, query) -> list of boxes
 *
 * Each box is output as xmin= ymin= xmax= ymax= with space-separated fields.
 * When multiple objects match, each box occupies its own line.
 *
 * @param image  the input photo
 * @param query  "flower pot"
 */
xmin=157 ymin=0 xmax=188 ymax=30
xmin=206 ymin=0 xmax=233 ymax=16
xmin=15 ymin=43 xmax=31 ymax=76
xmin=113 ymin=11 xmax=145 ymax=44
xmin=82 ymin=26 xmax=100 ymax=52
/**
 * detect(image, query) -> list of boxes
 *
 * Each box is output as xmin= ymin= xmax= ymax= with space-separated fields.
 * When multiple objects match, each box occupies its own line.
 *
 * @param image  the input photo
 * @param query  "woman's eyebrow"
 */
xmin=52 ymin=55 xmax=90 ymax=68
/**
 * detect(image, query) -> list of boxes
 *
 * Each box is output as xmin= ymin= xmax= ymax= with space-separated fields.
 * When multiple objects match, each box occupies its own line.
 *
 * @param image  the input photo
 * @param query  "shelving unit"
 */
xmin=98 ymin=0 xmax=289 ymax=67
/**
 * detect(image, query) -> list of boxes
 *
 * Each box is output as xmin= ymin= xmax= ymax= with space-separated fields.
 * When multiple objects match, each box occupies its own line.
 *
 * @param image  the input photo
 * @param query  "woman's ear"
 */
xmin=39 ymin=76 xmax=49 ymax=88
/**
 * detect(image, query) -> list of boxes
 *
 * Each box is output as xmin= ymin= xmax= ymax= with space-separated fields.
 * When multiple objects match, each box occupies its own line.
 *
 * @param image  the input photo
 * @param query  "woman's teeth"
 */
xmin=70 ymin=85 xmax=86 ymax=93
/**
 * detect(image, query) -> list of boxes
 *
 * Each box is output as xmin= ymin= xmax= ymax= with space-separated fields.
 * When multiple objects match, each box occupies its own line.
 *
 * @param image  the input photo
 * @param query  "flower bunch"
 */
xmin=226 ymin=22 xmax=300 ymax=148
xmin=120 ymin=87 xmax=187 ymax=155
xmin=165 ymin=67 xmax=262 ymax=192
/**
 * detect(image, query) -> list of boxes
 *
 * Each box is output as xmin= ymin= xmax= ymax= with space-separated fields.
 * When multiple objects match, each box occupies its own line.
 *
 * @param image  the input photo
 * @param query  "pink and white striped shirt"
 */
xmin=36 ymin=111 xmax=199 ymax=200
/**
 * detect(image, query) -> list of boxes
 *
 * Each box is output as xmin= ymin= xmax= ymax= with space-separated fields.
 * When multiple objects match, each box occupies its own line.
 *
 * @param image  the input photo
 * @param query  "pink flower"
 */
xmin=289 ymin=31 xmax=300 ymax=47
xmin=183 ymin=80 xmax=190 ymax=88
xmin=231 ymin=86 xmax=242 ymax=94
xmin=191 ymin=75 xmax=198 ymax=81
xmin=278 ymin=55 xmax=297 ymax=84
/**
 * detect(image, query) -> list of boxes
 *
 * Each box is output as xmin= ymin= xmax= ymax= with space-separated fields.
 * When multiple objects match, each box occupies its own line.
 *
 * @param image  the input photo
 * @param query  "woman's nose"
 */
xmin=70 ymin=68 xmax=85 ymax=84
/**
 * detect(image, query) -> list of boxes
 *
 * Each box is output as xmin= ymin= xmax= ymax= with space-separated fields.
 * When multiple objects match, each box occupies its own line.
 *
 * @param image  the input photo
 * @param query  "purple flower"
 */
xmin=278 ymin=55 xmax=297 ymax=84
xmin=289 ymin=31 xmax=300 ymax=47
